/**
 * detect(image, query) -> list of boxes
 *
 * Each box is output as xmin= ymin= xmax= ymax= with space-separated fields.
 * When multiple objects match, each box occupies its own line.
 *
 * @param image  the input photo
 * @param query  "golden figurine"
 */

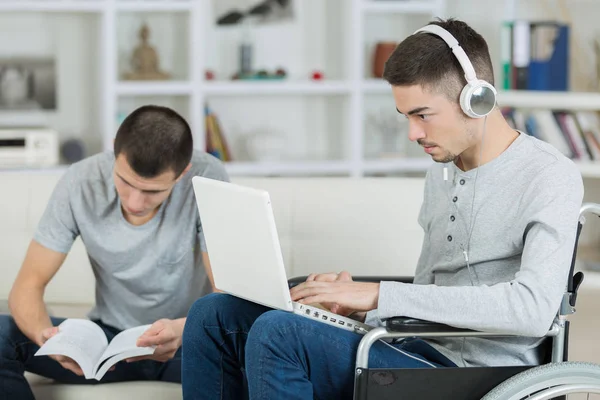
xmin=123 ymin=23 xmax=170 ymax=80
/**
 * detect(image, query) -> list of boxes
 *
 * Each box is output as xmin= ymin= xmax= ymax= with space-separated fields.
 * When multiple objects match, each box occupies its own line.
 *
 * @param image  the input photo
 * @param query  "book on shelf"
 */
xmin=501 ymin=20 xmax=569 ymax=91
xmin=204 ymin=105 xmax=232 ymax=162
xmin=502 ymin=108 xmax=600 ymax=162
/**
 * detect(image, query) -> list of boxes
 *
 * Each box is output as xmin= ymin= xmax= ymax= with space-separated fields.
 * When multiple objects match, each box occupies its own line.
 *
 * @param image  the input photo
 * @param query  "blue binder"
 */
xmin=527 ymin=22 xmax=569 ymax=91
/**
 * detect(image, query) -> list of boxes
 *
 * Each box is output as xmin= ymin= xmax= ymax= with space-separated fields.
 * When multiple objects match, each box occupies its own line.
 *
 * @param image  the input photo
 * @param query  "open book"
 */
xmin=35 ymin=319 xmax=156 ymax=380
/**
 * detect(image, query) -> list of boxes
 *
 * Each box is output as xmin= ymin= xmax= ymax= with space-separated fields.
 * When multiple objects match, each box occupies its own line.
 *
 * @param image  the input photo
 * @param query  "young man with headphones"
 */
xmin=180 ymin=19 xmax=584 ymax=399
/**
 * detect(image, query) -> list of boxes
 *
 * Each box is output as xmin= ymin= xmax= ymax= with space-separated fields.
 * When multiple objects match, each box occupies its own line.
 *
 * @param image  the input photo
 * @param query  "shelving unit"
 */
xmin=0 ymin=0 xmax=599 ymax=180
xmin=104 ymin=0 xmax=449 ymax=178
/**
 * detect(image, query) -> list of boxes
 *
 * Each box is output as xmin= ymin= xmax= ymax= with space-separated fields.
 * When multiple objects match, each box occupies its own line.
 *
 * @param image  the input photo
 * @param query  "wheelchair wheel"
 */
xmin=481 ymin=361 xmax=600 ymax=400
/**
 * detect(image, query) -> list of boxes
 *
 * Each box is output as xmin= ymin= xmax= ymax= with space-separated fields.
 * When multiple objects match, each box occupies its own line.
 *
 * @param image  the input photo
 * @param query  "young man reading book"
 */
xmin=0 ymin=105 xmax=229 ymax=399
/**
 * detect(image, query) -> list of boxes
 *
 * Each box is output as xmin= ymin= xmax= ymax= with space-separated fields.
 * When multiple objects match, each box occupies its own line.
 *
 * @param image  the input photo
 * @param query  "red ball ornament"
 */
xmin=205 ymin=70 xmax=215 ymax=81
xmin=311 ymin=70 xmax=324 ymax=80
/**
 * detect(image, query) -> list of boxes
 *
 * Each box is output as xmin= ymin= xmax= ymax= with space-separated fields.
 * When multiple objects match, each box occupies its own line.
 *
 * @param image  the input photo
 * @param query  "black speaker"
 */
xmin=60 ymin=138 xmax=85 ymax=164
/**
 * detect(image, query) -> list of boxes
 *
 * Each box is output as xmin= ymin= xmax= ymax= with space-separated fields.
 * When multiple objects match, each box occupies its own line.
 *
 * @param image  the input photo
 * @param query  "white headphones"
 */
xmin=414 ymin=24 xmax=497 ymax=119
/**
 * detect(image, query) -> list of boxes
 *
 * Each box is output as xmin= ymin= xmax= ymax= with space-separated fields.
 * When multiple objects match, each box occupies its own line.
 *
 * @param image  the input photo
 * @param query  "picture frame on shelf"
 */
xmin=0 ymin=58 xmax=56 ymax=111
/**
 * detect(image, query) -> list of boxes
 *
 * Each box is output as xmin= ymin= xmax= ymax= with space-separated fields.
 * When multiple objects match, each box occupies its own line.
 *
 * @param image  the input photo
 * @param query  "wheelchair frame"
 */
xmin=351 ymin=203 xmax=600 ymax=400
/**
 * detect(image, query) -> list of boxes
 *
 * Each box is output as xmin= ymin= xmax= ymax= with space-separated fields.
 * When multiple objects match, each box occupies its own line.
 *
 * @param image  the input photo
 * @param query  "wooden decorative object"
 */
xmin=373 ymin=41 xmax=397 ymax=78
xmin=123 ymin=23 xmax=170 ymax=81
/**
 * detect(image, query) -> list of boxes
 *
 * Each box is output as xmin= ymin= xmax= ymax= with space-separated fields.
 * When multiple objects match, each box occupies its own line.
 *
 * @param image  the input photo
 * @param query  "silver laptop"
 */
xmin=191 ymin=176 xmax=373 ymax=335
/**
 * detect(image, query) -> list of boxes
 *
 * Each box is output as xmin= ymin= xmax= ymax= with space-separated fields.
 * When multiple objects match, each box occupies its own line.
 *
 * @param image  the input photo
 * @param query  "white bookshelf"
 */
xmin=1 ymin=0 xmax=600 ymax=180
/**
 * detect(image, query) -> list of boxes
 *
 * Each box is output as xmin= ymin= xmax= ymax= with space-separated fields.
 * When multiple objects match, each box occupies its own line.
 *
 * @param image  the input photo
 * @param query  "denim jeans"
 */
xmin=181 ymin=293 xmax=456 ymax=400
xmin=0 ymin=314 xmax=181 ymax=400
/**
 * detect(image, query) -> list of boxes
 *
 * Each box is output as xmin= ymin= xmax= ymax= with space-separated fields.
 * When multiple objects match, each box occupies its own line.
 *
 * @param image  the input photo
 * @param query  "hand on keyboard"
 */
xmin=290 ymin=271 xmax=379 ymax=317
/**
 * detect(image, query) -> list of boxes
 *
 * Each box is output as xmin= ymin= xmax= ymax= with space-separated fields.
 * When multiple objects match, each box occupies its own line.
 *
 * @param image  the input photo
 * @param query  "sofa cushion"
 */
xmin=27 ymin=373 xmax=181 ymax=400
xmin=0 ymin=299 xmax=8 ymax=315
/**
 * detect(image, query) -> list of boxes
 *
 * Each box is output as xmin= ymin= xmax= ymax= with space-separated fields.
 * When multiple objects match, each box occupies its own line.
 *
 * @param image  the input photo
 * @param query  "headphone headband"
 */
xmin=414 ymin=25 xmax=477 ymax=83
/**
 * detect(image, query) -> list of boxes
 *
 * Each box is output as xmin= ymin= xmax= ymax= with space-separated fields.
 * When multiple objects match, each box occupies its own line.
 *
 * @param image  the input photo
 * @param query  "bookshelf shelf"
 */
xmin=498 ymin=91 xmax=600 ymax=111
xmin=361 ymin=79 xmax=392 ymax=94
xmin=203 ymin=81 xmax=353 ymax=96
xmin=116 ymin=1 xmax=192 ymax=11
xmin=576 ymin=162 xmax=600 ymax=179
xmin=224 ymin=161 xmax=352 ymax=176
xmin=116 ymin=81 xmax=193 ymax=96
xmin=361 ymin=0 xmax=440 ymax=14
xmin=0 ymin=1 xmax=104 ymax=12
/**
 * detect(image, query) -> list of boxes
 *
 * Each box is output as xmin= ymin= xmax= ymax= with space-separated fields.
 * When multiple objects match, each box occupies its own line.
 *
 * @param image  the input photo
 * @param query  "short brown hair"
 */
xmin=383 ymin=18 xmax=494 ymax=103
xmin=114 ymin=105 xmax=193 ymax=178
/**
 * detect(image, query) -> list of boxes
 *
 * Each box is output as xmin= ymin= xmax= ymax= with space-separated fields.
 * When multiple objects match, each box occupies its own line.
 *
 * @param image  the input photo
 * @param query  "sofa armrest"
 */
xmin=287 ymin=275 xmax=414 ymax=288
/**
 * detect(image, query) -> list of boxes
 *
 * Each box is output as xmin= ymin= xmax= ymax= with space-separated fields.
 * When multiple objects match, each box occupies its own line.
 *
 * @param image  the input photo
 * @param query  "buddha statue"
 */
xmin=123 ymin=23 xmax=170 ymax=80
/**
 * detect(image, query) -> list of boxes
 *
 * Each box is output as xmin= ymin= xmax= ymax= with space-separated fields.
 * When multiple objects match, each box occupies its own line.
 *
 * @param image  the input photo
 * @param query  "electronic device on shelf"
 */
xmin=0 ymin=127 xmax=59 ymax=168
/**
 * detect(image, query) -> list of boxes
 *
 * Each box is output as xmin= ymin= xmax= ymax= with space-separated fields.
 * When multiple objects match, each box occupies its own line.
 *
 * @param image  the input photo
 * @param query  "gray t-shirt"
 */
xmin=34 ymin=150 xmax=229 ymax=330
xmin=366 ymin=132 xmax=584 ymax=367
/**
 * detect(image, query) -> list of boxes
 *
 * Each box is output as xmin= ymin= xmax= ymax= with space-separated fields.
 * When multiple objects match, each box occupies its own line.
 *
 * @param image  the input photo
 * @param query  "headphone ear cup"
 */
xmin=460 ymin=80 xmax=497 ymax=118
xmin=459 ymin=83 xmax=475 ymax=118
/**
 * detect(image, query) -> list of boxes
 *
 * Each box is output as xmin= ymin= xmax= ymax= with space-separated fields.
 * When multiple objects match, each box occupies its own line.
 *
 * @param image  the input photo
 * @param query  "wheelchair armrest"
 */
xmin=385 ymin=316 xmax=479 ymax=334
xmin=287 ymin=275 xmax=414 ymax=289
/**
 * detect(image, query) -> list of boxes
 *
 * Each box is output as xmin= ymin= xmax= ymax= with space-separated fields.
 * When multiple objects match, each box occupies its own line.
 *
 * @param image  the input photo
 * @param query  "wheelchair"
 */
xmin=290 ymin=202 xmax=600 ymax=399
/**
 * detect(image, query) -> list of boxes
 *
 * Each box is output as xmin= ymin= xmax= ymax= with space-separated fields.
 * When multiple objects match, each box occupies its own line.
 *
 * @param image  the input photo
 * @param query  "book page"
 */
xmin=35 ymin=319 xmax=108 ymax=380
xmin=94 ymin=347 xmax=156 ymax=381
xmin=93 ymin=324 xmax=154 ymax=375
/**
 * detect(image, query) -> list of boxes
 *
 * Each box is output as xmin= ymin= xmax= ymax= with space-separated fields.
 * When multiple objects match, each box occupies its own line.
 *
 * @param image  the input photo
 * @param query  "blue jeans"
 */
xmin=181 ymin=293 xmax=456 ymax=400
xmin=0 ymin=314 xmax=181 ymax=400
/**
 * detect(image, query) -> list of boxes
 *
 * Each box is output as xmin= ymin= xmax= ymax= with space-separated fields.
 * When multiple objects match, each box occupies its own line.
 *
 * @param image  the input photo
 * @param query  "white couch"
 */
xmin=0 ymin=170 xmax=427 ymax=400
